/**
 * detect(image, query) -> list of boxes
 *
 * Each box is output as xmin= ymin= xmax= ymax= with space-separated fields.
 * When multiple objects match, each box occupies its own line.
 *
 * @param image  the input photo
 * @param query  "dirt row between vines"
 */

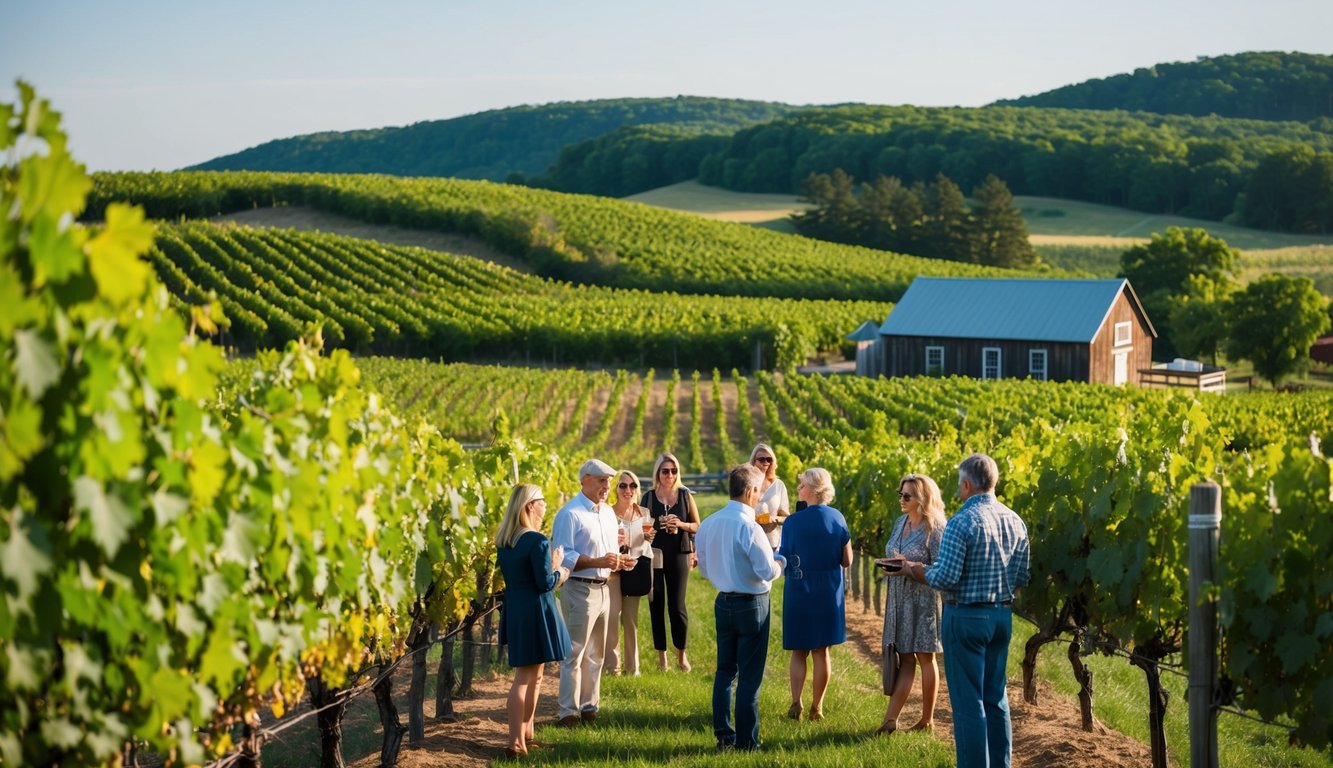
xmin=331 ymin=592 xmax=1149 ymax=768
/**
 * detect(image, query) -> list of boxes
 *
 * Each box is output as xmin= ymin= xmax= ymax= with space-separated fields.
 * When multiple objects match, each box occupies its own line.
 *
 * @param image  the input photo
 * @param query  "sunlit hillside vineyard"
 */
xmin=145 ymin=221 xmax=888 ymax=369
xmin=6 ymin=82 xmax=1333 ymax=768
xmin=87 ymin=170 xmax=1057 ymax=303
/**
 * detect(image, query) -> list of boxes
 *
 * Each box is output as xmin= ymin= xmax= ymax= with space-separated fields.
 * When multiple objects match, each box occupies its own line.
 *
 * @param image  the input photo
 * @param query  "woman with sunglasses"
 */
xmin=644 ymin=452 xmax=700 ymax=672
xmin=607 ymin=469 xmax=655 ymax=676
xmin=877 ymin=473 xmax=946 ymax=736
xmin=749 ymin=444 xmax=789 ymax=550
xmin=496 ymin=484 xmax=571 ymax=758
xmin=779 ymin=467 xmax=852 ymax=721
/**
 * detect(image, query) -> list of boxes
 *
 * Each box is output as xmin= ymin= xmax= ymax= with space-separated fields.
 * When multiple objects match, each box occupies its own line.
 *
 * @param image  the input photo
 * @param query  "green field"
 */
xmin=625 ymin=181 xmax=1333 ymax=250
xmin=626 ymin=182 xmax=1333 ymax=292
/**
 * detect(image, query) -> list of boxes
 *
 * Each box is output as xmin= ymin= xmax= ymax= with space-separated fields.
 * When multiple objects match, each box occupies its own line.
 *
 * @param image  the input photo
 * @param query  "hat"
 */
xmin=579 ymin=458 xmax=616 ymax=481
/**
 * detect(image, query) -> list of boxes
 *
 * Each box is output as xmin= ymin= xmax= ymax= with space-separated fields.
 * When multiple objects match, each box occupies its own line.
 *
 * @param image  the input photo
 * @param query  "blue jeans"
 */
xmin=712 ymin=592 xmax=770 ymax=749
xmin=941 ymin=604 xmax=1013 ymax=768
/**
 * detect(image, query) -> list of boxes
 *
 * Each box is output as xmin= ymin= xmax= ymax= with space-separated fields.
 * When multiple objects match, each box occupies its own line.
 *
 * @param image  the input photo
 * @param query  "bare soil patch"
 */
xmin=315 ymin=592 xmax=1153 ymax=768
xmin=604 ymin=375 xmax=644 ymax=449
xmin=211 ymin=206 xmax=533 ymax=273
xmin=841 ymin=587 xmax=1152 ymax=768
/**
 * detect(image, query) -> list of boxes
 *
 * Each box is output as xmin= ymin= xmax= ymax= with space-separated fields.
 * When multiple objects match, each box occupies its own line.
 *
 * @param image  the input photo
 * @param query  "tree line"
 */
xmin=190 ymin=96 xmax=799 ymax=180
xmin=1117 ymin=227 xmax=1330 ymax=384
xmin=792 ymin=169 xmax=1037 ymax=269
xmin=994 ymin=51 xmax=1333 ymax=123
xmin=534 ymin=103 xmax=1333 ymax=233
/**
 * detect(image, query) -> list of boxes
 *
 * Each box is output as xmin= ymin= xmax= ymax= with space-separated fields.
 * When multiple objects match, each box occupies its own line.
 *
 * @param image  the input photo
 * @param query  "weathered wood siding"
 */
xmin=883 ymin=337 xmax=1089 ymax=381
xmin=1087 ymin=290 xmax=1154 ymax=385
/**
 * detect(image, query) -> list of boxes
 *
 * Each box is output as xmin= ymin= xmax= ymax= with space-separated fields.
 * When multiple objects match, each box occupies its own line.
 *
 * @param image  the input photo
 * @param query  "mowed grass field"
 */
xmin=626 ymin=181 xmax=1333 ymax=292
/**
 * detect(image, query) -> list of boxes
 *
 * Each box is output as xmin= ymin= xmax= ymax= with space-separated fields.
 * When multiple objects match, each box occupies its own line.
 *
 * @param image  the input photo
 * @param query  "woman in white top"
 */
xmin=607 ymin=469 xmax=655 ymax=676
xmin=750 ymin=444 xmax=789 ymax=549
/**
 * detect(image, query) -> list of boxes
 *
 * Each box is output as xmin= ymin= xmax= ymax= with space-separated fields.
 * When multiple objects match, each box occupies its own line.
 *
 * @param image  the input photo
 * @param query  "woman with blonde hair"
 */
xmin=779 ymin=467 xmax=852 ymax=721
xmin=877 ymin=473 xmax=946 ymax=735
xmin=496 ymin=484 xmax=571 ymax=757
xmin=644 ymin=452 xmax=700 ymax=671
xmin=606 ymin=469 xmax=655 ymax=676
xmin=749 ymin=444 xmax=789 ymax=549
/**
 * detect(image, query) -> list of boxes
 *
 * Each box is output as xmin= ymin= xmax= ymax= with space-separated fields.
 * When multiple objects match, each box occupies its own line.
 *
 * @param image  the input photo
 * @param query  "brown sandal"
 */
xmin=876 ymin=720 xmax=898 ymax=736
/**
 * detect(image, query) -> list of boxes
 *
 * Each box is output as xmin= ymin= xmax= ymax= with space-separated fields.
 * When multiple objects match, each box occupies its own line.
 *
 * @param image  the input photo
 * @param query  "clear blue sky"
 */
xmin=3 ymin=0 xmax=1331 ymax=171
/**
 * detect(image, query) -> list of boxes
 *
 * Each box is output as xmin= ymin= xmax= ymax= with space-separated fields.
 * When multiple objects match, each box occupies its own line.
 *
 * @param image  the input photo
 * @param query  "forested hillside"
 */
xmin=694 ymin=104 xmax=1333 ymax=232
xmin=189 ymin=96 xmax=799 ymax=180
xmin=995 ymin=51 xmax=1333 ymax=122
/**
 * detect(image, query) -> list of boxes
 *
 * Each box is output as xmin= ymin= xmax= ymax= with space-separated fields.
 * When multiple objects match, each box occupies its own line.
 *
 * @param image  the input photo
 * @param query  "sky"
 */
xmin=3 ymin=0 xmax=1331 ymax=172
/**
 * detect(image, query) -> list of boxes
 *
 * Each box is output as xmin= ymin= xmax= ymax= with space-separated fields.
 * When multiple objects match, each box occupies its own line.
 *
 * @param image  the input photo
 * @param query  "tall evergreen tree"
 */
xmin=970 ymin=174 xmax=1037 ymax=268
xmin=924 ymin=174 xmax=973 ymax=262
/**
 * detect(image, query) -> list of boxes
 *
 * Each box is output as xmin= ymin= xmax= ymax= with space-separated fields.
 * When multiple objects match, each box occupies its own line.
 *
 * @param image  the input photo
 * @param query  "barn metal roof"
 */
xmin=878 ymin=277 xmax=1150 ymax=343
xmin=845 ymin=320 xmax=881 ymax=342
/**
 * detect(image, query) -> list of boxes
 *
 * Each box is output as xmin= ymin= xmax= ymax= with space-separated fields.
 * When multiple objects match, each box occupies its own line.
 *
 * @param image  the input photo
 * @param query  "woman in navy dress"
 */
xmin=779 ymin=467 xmax=852 ymax=721
xmin=497 ymin=484 xmax=571 ymax=757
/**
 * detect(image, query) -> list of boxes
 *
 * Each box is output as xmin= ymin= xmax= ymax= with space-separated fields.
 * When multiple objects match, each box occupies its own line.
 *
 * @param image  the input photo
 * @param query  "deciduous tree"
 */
xmin=1118 ymin=227 xmax=1239 ymax=359
xmin=1227 ymin=275 xmax=1331 ymax=387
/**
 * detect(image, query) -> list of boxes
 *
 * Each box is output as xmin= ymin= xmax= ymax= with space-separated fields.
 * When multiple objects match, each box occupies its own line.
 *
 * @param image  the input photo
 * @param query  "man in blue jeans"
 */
xmin=896 ymin=453 xmax=1029 ymax=768
xmin=696 ymin=463 xmax=786 ymax=751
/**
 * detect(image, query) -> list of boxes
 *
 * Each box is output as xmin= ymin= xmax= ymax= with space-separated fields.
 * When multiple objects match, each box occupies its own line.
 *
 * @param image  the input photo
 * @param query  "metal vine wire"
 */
xmin=198 ymin=598 xmax=503 ymax=768
xmin=1015 ymin=616 xmax=1298 ymax=735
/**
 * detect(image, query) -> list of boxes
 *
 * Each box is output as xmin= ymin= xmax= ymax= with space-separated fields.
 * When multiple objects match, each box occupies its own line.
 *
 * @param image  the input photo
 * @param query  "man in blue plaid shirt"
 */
xmin=895 ymin=453 xmax=1029 ymax=768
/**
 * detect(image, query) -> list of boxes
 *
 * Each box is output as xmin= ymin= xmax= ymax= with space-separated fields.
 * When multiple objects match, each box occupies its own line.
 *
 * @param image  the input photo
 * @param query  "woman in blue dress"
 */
xmin=497 ymin=484 xmax=571 ymax=757
xmin=779 ymin=467 xmax=852 ymax=721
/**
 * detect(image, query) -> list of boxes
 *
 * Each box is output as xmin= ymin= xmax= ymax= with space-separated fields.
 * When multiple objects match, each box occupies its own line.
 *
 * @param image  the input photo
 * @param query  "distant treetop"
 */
xmin=993 ymin=51 xmax=1333 ymax=123
xmin=188 ymin=96 xmax=801 ymax=180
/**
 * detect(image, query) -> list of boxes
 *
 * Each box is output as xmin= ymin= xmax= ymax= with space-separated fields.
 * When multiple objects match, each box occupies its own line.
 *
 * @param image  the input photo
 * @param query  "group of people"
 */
xmin=493 ymin=447 xmax=1029 ymax=768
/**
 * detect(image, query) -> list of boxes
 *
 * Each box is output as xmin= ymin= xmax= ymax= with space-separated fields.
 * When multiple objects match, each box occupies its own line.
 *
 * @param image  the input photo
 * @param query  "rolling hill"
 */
xmin=188 ymin=96 xmax=801 ymax=180
xmin=994 ymin=51 xmax=1333 ymax=123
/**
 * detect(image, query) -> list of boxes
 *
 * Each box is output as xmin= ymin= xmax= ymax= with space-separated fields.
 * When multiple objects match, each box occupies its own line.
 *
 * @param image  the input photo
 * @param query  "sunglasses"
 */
xmin=659 ymin=467 xmax=678 ymax=475
xmin=618 ymin=482 xmax=639 ymax=489
xmin=754 ymin=456 xmax=774 ymax=464
xmin=899 ymin=492 xmax=914 ymax=501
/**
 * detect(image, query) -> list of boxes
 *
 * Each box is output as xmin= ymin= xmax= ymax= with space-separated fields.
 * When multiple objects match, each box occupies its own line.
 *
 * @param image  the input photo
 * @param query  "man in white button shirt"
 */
xmin=551 ymin=458 xmax=635 ymax=726
xmin=696 ymin=463 xmax=786 ymax=751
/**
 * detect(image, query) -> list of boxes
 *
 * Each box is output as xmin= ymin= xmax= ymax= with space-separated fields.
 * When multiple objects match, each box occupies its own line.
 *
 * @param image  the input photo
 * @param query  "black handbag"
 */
xmin=620 ymin=556 xmax=653 ymax=596
xmin=677 ymin=492 xmax=698 ymax=553
xmin=882 ymin=643 xmax=900 ymax=695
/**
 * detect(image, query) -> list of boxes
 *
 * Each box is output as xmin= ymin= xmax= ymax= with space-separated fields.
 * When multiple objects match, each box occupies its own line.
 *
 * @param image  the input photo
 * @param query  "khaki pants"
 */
xmin=558 ymin=579 xmax=609 ymax=718
xmin=607 ymin=576 xmax=644 ymax=675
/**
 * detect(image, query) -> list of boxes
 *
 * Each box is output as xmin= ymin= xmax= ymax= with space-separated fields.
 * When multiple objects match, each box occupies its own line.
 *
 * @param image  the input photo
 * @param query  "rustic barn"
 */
xmin=866 ymin=277 xmax=1156 ymax=385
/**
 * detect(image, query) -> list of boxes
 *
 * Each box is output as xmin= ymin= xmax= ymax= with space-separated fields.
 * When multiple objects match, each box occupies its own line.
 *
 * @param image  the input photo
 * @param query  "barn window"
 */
xmin=925 ymin=346 xmax=945 ymax=376
xmin=1114 ymin=321 xmax=1132 ymax=346
xmin=982 ymin=347 xmax=1002 ymax=380
xmin=1029 ymin=349 xmax=1048 ymax=381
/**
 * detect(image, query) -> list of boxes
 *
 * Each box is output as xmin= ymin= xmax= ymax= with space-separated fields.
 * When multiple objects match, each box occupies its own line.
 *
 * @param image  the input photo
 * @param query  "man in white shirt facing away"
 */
xmin=551 ymin=458 xmax=637 ymax=726
xmin=696 ymin=463 xmax=787 ymax=752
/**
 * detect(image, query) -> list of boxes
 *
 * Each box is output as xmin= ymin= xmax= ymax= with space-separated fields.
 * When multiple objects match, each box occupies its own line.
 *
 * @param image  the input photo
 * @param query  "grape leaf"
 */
xmin=73 ymin=476 xmax=133 ymax=556
xmin=85 ymin=203 xmax=154 ymax=305
xmin=13 ymin=329 xmax=61 ymax=400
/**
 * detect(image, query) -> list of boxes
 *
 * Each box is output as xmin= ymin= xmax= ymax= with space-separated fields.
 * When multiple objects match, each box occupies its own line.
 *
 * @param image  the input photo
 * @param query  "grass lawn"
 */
xmin=259 ymin=492 xmax=1331 ymax=766
xmin=1014 ymin=196 xmax=1333 ymax=251
xmin=521 ymin=493 xmax=1330 ymax=767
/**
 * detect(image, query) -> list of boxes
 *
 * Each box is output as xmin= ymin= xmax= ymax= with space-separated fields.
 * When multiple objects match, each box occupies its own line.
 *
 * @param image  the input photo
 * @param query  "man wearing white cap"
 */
xmin=551 ymin=458 xmax=636 ymax=725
